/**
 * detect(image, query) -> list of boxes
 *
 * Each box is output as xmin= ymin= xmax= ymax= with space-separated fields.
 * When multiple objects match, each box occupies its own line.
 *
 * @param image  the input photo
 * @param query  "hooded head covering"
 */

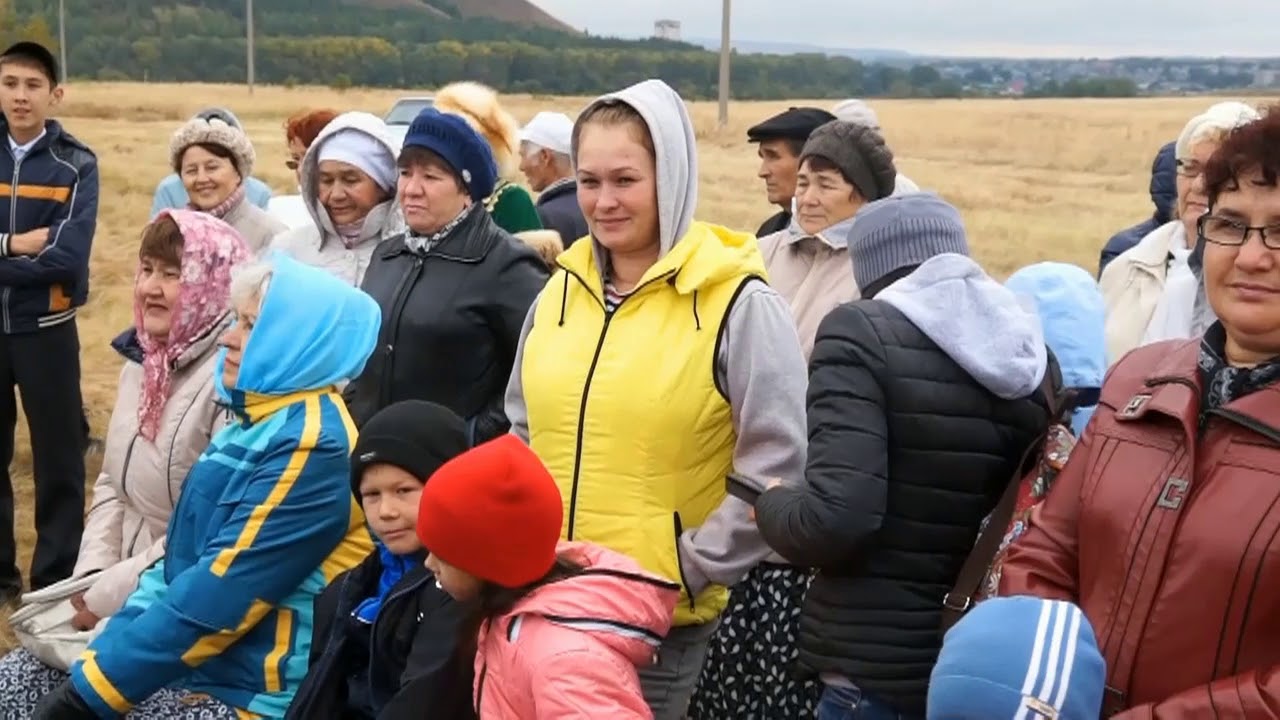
xmin=1005 ymin=262 xmax=1106 ymax=435
xmin=316 ymin=126 xmax=397 ymax=192
xmin=215 ymin=252 xmax=380 ymax=406
xmin=136 ymin=210 xmax=249 ymax=441
xmin=298 ymin=111 xmax=404 ymax=245
xmin=573 ymin=79 xmax=698 ymax=259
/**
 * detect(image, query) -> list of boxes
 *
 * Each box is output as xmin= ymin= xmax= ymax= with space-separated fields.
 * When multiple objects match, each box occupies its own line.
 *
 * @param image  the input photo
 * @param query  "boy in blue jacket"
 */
xmin=0 ymin=40 xmax=98 ymax=600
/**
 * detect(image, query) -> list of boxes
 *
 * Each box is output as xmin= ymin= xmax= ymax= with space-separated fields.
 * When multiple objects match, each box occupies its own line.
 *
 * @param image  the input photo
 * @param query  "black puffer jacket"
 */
xmin=755 ymin=297 xmax=1050 ymax=715
xmin=345 ymin=206 xmax=549 ymax=438
xmin=286 ymin=549 xmax=474 ymax=720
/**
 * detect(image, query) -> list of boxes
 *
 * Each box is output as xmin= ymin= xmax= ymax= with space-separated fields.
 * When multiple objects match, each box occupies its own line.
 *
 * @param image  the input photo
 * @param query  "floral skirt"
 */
xmin=0 ymin=649 xmax=240 ymax=719
xmin=688 ymin=563 xmax=821 ymax=719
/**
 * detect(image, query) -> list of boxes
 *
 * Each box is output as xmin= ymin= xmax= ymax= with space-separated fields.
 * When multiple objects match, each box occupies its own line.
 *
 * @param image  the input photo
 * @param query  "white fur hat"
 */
xmin=170 ymin=116 xmax=256 ymax=178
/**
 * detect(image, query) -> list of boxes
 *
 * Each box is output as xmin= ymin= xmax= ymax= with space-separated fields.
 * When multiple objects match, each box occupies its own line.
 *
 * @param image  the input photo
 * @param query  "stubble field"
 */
xmin=0 ymin=81 xmax=1262 ymax=648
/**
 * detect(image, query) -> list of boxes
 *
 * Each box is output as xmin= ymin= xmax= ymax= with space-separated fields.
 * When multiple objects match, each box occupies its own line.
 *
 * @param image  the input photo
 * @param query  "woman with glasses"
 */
xmin=1100 ymin=101 xmax=1260 ymax=364
xmin=268 ymin=108 xmax=339 ymax=230
xmin=1000 ymin=104 xmax=1280 ymax=718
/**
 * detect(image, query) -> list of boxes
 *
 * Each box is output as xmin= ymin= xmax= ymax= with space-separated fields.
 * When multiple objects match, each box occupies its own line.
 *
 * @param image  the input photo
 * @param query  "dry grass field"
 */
xmin=0 ymin=81 xmax=1268 ymax=650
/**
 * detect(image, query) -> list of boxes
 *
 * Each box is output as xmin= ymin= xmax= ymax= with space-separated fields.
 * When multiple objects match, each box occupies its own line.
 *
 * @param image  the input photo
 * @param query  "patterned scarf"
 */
xmin=135 ymin=209 xmax=251 ymax=441
xmin=404 ymin=203 xmax=475 ymax=254
xmin=1197 ymin=321 xmax=1280 ymax=411
xmin=192 ymin=184 xmax=247 ymax=220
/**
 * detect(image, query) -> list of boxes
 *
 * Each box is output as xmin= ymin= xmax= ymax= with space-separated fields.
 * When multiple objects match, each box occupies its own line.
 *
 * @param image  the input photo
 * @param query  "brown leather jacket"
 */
xmin=1000 ymin=339 xmax=1280 ymax=718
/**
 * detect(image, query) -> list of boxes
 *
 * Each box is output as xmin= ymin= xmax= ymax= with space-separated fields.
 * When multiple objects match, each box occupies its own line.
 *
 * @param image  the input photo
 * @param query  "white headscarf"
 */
xmin=317 ymin=129 xmax=397 ymax=192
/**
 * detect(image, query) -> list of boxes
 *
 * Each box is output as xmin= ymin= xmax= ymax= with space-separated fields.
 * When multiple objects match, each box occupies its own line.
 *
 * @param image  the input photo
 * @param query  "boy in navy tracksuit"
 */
xmin=0 ymin=41 xmax=98 ymax=599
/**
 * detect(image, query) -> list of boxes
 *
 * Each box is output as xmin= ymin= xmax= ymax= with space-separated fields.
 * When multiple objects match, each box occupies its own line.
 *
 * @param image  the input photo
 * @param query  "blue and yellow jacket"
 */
xmin=0 ymin=117 xmax=98 ymax=334
xmin=69 ymin=253 xmax=382 ymax=719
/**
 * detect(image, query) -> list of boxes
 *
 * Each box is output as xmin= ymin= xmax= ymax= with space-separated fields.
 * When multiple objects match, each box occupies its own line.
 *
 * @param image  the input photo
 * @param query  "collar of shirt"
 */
xmin=8 ymin=128 xmax=46 ymax=160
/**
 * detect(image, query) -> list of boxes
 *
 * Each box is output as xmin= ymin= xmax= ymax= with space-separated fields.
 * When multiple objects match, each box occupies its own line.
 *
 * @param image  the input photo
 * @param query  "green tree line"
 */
xmin=8 ymin=0 xmax=1139 ymax=99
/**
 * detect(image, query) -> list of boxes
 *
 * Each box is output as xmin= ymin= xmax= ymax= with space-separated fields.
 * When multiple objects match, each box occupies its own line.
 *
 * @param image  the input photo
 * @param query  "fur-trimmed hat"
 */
xmin=432 ymin=81 xmax=521 ymax=181
xmin=169 ymin=116 xmax=255 ymax=178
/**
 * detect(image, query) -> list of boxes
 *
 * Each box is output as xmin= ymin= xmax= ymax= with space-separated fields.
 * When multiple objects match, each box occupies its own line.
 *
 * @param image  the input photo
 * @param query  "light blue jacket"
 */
xmin=70 ymin=253 xmax=381 ymax=718
xmin=1005 ymin=262 xmax=1107 ymax=435
xmin=151 ymin=173 xmax=273 ymax=218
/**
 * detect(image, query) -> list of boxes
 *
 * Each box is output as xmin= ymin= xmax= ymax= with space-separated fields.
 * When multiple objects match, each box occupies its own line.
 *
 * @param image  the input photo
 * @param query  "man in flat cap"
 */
xmin=747 ymin=107 xmax=835 ymax=237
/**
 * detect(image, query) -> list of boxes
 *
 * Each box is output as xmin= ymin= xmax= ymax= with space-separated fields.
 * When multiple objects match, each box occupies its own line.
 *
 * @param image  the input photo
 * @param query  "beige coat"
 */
xmin=72 ymin=317 xmax=231 ymax=618
xmin=224 ymin=196 xmax=287 ymax=255
xmin=757 ymin=217 xmax=860 ymax=361
xmin=1099 ymin=221 xmax=1186 ymax=364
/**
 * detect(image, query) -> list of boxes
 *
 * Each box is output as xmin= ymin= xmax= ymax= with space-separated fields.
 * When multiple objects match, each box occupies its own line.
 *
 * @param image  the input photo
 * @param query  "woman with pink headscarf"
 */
xmin=0 ymin=209 xmax=249 ymax=716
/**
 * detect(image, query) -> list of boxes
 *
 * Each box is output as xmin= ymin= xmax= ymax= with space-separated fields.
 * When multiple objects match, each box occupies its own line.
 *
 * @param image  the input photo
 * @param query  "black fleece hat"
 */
xmin=747 ymin=106 xmax=836 ymax=144
xmin=350 ymin=400 xmax=470 ymax=496
xmin=1 ymin=42 xmax=58 ymax=85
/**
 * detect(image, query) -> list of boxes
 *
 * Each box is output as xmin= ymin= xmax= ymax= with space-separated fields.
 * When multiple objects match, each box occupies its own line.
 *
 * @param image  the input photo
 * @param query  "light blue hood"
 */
xmin=1005 ymin=262 xmax=1107 ymax=435
xmin=216 ymin=251 xmax=381 ymax=404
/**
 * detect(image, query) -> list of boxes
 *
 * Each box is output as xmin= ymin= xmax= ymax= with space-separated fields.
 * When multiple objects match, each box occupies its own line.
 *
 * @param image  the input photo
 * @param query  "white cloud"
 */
xmin=531 ymin=0 xmax=1280 ymax=57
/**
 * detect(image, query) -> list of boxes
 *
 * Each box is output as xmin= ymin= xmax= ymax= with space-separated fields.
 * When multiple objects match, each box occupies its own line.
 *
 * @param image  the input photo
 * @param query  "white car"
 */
xmin=384 ymin=96 xmax=436 ymax=150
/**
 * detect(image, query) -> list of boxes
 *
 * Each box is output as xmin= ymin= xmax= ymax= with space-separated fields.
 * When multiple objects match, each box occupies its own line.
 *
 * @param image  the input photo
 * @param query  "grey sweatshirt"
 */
xmin=504 ymin=79 xmax=808 ymax=593
xmin=877 ymin=253 xmax=1048 ymax=398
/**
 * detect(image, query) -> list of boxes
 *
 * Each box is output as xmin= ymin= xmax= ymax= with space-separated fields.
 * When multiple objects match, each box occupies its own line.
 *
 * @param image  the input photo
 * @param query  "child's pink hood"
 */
xmin=500 ymin=541 xmax=680 ymax=665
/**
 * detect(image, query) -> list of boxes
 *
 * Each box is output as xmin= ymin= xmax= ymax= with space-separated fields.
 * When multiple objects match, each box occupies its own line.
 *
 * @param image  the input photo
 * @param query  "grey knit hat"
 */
xmin=800 ymin=120 xmax=897 ymax=202
xmin=169 ymin=116 xmax=255 ymax=178
xmin=849 ymin=192 xmax=969 ymax=291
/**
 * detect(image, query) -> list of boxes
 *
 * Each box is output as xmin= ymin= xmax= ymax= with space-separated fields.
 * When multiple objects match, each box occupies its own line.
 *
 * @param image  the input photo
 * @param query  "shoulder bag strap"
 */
xmin=939 ymin=371 xmax=1059 ymax=635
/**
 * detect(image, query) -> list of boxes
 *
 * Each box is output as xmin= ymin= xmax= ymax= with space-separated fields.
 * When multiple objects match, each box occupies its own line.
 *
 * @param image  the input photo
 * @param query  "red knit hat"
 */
xmin=416 ymin=435 xmax=564 ymax=588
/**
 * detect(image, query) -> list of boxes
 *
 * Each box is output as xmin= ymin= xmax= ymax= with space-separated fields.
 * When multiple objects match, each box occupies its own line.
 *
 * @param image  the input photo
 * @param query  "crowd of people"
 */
xmin=0 ymin=36 xmax=1273 ymax=720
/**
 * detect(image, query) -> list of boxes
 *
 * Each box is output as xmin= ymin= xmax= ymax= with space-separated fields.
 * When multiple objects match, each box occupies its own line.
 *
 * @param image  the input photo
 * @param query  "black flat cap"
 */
xmin=1 ymin=42 xmax=58 ymax=85
xmin=747 ymin=107 xmax=836 ymax=143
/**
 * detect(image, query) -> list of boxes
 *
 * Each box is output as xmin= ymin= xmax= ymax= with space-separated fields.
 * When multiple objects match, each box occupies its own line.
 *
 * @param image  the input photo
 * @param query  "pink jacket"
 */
xmin=473 ymin=541 xmax=680 ymax=719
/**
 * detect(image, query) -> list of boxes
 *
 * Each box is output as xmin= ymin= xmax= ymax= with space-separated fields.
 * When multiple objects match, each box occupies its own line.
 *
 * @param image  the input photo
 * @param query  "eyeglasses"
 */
xmin=285 ymin=159 xmax=300 ymax=171
xmin=1198 ymin=213 xmax=1280 ymax=250
xmin=1176 ymin=159 xmax=1203 ymax=178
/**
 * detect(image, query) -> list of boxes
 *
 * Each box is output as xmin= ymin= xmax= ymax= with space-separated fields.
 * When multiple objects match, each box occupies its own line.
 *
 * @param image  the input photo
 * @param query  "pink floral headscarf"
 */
xmin=134 ymin=209 xmax=250 ymax=441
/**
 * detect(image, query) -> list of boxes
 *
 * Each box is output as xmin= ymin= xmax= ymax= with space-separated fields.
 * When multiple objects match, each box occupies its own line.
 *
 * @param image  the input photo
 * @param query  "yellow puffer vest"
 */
xmin=521 ymin=221 xmax=766 ymax=626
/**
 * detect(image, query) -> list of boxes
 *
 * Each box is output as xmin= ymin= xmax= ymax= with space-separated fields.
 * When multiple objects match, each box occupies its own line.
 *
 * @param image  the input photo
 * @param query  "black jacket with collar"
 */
xmin=286 ymin=550 xmax=475 ymax=720
xmin=345 ymin=207 xmax=549 ymax=439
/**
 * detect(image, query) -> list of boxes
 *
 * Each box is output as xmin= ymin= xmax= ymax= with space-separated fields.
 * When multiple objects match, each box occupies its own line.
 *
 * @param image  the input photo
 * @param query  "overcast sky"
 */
xmin=532 ymin=0 xmax=1278 ymax=58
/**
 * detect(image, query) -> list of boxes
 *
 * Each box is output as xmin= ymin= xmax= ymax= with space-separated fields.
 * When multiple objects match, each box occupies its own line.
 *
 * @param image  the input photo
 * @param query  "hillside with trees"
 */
xmin=0 ymin=0 xmax=1150 ymax=100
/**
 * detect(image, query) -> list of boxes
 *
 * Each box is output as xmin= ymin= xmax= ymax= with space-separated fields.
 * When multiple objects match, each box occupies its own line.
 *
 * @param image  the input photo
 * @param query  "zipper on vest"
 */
xmin=565 ymin=310 xmax=614 ymax=539
xmin=672 ymin=511 xmax=696 ymax=611
xmin=560 ymin=267 xmax=678 ymax=540
xmin=3 ymin=152 xmax=22 ymax=334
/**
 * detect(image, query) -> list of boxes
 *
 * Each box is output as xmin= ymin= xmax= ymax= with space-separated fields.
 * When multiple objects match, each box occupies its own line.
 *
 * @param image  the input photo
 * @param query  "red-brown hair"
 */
xmin=1203 ymin=104 xmax=1280 ymax=208
xmin=283 ymin=108 xmax=339 ymax=149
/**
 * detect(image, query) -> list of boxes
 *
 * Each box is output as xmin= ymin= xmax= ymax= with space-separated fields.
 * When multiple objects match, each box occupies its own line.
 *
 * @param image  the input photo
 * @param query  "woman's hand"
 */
xmin=68 ymin=592 xmax=100 ymax=632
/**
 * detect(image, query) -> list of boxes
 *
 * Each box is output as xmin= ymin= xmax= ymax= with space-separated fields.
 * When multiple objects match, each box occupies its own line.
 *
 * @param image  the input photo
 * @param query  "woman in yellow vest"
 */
xmin=503 ymin=79 xmax=809 ymax=720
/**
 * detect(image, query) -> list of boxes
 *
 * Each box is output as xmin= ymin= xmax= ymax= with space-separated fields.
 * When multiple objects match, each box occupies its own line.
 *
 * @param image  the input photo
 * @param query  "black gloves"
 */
xmin=32 ymin=681 xmax=96 ymax=720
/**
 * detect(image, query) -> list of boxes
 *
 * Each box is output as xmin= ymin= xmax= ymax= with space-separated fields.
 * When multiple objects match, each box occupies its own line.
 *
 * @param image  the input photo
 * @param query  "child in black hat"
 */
xmin=287 ymin=400 xmax=476 ymax=720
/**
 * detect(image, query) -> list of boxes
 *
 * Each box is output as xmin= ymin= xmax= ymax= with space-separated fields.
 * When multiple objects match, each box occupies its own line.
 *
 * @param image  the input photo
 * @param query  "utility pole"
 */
xmin=717 ymin=0 xmax=731 ymax=129
xmin=57 ymin=0 xmax=66 ymax=79
xmin=245 ymin=0 xmax=255 ymax=95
